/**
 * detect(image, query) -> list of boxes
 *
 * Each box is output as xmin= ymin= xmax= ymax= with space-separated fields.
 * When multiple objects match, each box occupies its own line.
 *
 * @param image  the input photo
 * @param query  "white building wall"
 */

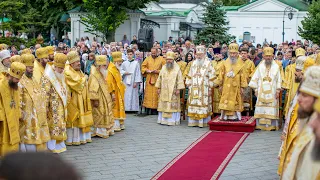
xmin=69 ymin=12 xmax=143 ymax=45
xmin=227 ymin=11 xmax=307 ymax=44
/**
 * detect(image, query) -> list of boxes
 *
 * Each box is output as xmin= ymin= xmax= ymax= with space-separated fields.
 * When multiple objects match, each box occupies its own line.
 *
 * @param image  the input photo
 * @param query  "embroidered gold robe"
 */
xmin=176 ymin=61 xmax=187 ymax=76
xmin=186 ymin=59 xmax=215 ymax=121
xmin=183 ymin=61 xmax=193 ymax=79
xmin=0 ymin=78 xmax=21 ymax=156
xmin=33 ymin=60 xmax=45 ymax=85
xmin=243 ymin=59 xmax=255 ymax=110
xmin=88 ymin=66 xmax=114 ymax=137
xmin=141 ymin=56 xmax=166 ymax=109
xmin=41 ymin=64 xmax=68 ymax=144
xmin=211 ymin=60 xmax=223 ymax=113
xmin=155 ymin=62 xmax=185 ymax=113
xmin=64 ymin=65 xmax=93 ymax=131
xmin=19 ymin=75 xmax=50 ymax=149
xmin=215 ymin=58 xmax=247 ymax=115
xmin=106 ymin=62 xmax=126 ymax=122
xmin=274 ymin=60 xmax=285 ymax=86
xmin=249 ymin=60 xmax=281 ymax=130
xmin=283 ymin=63 xmax=299 ymax=118
xmin=278 ymin=97 xmax=299 ymax=175
xmin=281 ymin=125 xmax=320 ymax=180
xmin=0 ymin=63 xmax=7 ymax=80
xmin=316 ymin=53 xmax=320 ymax=65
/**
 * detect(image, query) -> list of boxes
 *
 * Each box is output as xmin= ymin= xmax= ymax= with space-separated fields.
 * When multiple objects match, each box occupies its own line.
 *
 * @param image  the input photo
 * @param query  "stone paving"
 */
xmin=61 ymin=114 xmax=282 ymax=180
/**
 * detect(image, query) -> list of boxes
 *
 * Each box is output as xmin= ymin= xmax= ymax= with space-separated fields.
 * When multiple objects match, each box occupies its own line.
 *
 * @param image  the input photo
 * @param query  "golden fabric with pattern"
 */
xmin=283 ymin=63 xmax=298 ymax=117
xmin=40 ymin=64 xmax=68 ymax=143
xmin=186 ymin=59 xmax=215 ymax=121
xmin=278 ymin=103 xmax=299 ymax=175
xmin=274 ymin=60 xmax=285 ymax=86
xmin=19 ymin=74 xmax=50 ymax=149
xmin=215 ymin=58 xmax=248 ymax=115
xmin=155 ymin=62 xmax=185 ymax=113
xmin=211 ymin=60 xmax=224 ymax=113
xmin=0 ymin=78 xmax=21 ymax=156
xmin=88 ymin=66 xmax=114 ymax=137
xmin=281 ymin=125 xmax=316 ymax=180
xmin=33 ymin=60 xmax=45 ymax=85
xmin=64 ymin=65 xmax=93 ymax=130
xmin=106 ymin=62 xmax=126 ymax=122
xmin=242 ymin=59 xmax=255 ymax=110
xmin=141 ymin=56 xmax=166 ymax=109
xmin=176 ymin=61 xmax=187 ymax=76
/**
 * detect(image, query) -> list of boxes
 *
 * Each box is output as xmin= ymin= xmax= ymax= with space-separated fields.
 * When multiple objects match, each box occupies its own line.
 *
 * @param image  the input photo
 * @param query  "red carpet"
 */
xmin=208 ymin=116 xmax=256 ymax=133
xmin=151 ymin=131 xmax=249 ymax=180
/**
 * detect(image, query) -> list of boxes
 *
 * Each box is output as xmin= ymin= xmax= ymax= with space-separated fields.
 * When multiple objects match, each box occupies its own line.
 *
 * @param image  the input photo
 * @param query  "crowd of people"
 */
xmin=0 ymin=34 xmax=320 ymax=179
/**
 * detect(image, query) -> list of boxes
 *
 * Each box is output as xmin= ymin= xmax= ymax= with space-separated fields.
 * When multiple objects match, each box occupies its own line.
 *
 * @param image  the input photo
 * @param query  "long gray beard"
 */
xmin=265 ymin=60 xmax=272 ymax=66
xmin=195 ymin=59 xmax=204 ymax=67
xmin=230 ymin=57 xmax=237 ymax=64
xmin=166 ymin=62 xmax=173 ymax=70
xmin=100 ymin=68 xmax=107 ymax=79
xmin=55 ymin=71 xmax=64 ymax=81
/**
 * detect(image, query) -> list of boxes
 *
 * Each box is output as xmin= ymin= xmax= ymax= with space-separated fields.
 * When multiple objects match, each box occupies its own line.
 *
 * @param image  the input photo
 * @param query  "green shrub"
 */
xmin=0 ymin=37 xmax=42 ymax=50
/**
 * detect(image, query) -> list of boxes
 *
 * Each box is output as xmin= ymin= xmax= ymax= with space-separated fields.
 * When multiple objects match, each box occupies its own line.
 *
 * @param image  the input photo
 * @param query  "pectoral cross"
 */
xmin=10 ymin=99 xmax=16 ymax=108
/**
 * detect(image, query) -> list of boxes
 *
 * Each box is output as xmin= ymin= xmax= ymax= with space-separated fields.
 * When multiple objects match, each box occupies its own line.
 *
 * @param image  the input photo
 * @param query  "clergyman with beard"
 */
xmin=278 ymin=56 xmax=315 ymax=175
xmin=215 ymin=43 xmax=247 ymax=121
xmin=249 ymin=47 xmax=281 ymax=131
xmin=19 ymin=53 xmax=50 ymax=152
xmin=186 ymin=46 xmax=215 ymax=127
xmin=141 ymin=48 xmax=166 ymax=115
xmin=155 ymin=52 xmax=185 ymax=126
xmin=88 ymin=55 xmax=114 ymax=138
xmin=41 ymin=53 xmax=68 ymax=153
xmin=107 ymin=52 xmax=126 ymax=132
xmin=0 ymin=62 xmax=26 ymax=156
xmin=65 ymin=51 xmax=94 ymax=146
xmin=283 ymin=55 xmax=308 ymax=118
xmin=281 ymin=66 xmax=320 ymax=179
xmin=46 ymin=46 xmax=55 ymax=62
xmin=33 ymin=47 xmax=49 ymax=85
xmin=282 ymin=48 xmax=307 ymax=118
xmin=310 ymin=98 xmax=320 ymax=164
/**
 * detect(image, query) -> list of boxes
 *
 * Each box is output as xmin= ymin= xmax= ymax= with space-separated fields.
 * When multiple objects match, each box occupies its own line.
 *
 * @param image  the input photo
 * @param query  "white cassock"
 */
xmin=121 ymin=60 xmax=142 ymax=111
xmin=249 ymin=60 xmax=282 ymax=131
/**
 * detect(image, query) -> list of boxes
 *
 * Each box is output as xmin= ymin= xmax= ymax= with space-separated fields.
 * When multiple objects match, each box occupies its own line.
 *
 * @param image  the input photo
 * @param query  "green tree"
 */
xmin=195 ymin=0 xmax=234 ymax=45
xmin=221 ymin=0 xmax=248 ymax=6
xmin=18 ymin=0 xmax=81 ymax=40
xmin=298 ymin=1 xmax=320 ymax=44
xmin=0 ymin=0 xmax=24 ymax=34
xmin=81 ymin=0 xmax=158 ymax=42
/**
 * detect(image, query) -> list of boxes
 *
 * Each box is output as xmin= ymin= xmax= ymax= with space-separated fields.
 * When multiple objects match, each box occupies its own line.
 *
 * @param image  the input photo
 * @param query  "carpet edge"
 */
xmin=151 ymin=131 xmax=212 ymax=180
xmin=210 ymin=133 xmax=250 ymax=180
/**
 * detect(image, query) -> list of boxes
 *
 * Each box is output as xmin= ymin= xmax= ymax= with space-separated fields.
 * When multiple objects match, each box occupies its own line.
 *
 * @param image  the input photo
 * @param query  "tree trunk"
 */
xmin=106 ymin=31 xmax=115 ymax=43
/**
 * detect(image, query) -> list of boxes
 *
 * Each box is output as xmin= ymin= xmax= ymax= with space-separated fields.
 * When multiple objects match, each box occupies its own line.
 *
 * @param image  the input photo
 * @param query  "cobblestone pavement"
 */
xmin=61 ymin=114 xmax=282 ymax=180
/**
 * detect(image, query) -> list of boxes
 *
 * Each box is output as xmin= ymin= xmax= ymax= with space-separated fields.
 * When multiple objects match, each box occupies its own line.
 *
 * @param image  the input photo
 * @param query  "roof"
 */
xmin=220 ymin=6 xmax=241 ymax=11
xmin=0 ymin=17 xmax=10 ymax=23
xmin=59 ymin=13 xmax=70 ymax=23
xmin=159 ymin=0 xmax=207 ymax=3
xmin=68 ymin=6 xmax=86 ymax=13
xmin=278 ymin=0 xmax=309 ymax=11
xmin=146 ymin=9 xmax=192 ymax=17
xmin=231 ymin=0 xmax=309 ymax=12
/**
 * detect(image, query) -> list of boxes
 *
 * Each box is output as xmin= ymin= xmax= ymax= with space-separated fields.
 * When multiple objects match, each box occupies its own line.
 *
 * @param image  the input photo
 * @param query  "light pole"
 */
xmin=282 ymin=7 xmax=294 ymax=43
